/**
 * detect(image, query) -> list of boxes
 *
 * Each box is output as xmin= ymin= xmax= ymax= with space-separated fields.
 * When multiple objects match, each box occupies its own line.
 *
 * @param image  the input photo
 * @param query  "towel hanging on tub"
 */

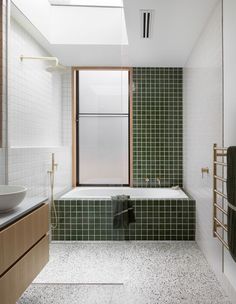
xmin=112 ymin=195 xmax=135 ymax=229
xmin=227 ymin=146 xmax=236 ymax=262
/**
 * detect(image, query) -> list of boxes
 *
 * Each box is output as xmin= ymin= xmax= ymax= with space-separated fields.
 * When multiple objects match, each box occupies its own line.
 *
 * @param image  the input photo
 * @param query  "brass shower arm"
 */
xmin=20 ymin=55 xmax=59 ymax=67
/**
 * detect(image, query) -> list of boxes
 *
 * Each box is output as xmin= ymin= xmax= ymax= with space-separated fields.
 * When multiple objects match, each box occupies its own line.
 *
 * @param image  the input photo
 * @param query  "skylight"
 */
xmin=49 ymin=0 xmax=124 ymax=7
xmin=50 ymin=5 xmax=128 ymax=45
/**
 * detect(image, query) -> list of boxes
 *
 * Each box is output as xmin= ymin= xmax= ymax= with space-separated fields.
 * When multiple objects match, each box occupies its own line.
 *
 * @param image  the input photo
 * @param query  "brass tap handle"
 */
xmin=201 ymin=167 xmax=209 ymax=178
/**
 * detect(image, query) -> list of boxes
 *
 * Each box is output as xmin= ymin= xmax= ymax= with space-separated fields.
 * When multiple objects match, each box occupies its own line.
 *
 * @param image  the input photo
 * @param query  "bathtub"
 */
xmin=61 ymin=187 xmax=188 ymax=200
xmin=53 ymin=187 xmax=195 ymax=242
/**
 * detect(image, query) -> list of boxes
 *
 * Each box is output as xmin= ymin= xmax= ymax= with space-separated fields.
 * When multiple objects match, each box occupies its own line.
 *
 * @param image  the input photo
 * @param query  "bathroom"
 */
xmin=0 ymin=0 xmax=236 ymax=303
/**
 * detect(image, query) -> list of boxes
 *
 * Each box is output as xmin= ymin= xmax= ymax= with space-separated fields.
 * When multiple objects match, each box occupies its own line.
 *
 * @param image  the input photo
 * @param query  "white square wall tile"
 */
xmin=8 ymin=19 xmax=72 ymax=199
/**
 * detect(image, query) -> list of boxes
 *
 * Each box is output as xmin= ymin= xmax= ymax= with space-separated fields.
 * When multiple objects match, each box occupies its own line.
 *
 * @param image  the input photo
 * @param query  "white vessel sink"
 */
xmin=0 ymin=185 xmax=27 ymax=213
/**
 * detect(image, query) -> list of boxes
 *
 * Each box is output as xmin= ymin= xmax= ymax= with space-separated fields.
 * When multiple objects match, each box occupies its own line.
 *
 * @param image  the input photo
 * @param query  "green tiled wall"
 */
xmin=51 ymin=67 xmax=187 ymax=242
xmin=52 ymin=199 xmax=195 ymax=241
xmin=133 ymin=67 xmax=183 ymax=187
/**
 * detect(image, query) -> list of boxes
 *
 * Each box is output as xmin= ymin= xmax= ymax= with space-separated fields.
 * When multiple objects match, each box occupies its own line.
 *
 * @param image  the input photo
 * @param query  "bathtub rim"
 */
xmin=58 ymin=187 xmax=192 ymax=201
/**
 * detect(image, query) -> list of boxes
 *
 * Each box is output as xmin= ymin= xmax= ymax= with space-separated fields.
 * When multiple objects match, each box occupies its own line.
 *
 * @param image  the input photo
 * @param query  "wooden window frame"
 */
xmin=71 ymin=67 xmax=133 ymax=187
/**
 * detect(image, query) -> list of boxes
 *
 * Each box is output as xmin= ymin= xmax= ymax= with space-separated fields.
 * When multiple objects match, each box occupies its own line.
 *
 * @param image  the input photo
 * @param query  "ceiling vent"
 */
xmin=140 ymin=10 xmax=153 ymax=39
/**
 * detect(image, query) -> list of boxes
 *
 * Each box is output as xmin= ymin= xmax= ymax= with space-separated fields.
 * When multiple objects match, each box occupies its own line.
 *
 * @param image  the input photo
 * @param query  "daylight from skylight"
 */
xmin=49 ymin=0 xmax=124 ymax=7
xmin=50 ymin=0 xmax=128 ymax=45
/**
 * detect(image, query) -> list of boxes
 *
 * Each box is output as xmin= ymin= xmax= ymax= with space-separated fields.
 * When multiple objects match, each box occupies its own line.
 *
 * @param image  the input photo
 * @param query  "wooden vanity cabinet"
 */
xmin=0 ymin=203 xmax=49 ymax=304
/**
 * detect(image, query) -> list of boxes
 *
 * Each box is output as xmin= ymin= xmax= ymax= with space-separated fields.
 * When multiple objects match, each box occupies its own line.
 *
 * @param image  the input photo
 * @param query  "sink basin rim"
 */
xmin=0 ymin=185 xmax=28 ymax=196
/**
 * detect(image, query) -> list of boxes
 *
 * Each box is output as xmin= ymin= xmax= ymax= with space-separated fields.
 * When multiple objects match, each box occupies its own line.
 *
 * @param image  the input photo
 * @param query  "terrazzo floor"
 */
xmin=18 ymin=242 xmax=231 ymax=304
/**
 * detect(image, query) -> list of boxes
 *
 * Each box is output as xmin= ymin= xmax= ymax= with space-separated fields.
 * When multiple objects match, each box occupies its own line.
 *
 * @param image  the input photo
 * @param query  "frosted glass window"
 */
xmin=79 ymin=70 xmax=129 ymax=113
xmin=79 ymin=116 xmax=129 ymax=184
xmin=78 ymin=69 xmax=129 ymax=185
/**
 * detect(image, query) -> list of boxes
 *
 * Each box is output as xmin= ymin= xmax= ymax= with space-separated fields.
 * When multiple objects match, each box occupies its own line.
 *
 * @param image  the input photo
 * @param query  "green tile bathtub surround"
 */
xmin=132 ymin=67 xmax=183 ymax=188
xmin=51 ymin=199 xmax=195 ymax=241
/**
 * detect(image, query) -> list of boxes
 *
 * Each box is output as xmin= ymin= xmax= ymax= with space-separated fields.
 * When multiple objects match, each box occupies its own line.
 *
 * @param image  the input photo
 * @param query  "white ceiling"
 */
xmin=11 ymin=0 xmax=219 ymax=67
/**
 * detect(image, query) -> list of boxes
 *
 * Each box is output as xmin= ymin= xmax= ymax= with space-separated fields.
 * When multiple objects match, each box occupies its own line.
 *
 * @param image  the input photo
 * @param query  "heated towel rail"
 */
xmin=213 ymin=144 xmax=229 ymax=249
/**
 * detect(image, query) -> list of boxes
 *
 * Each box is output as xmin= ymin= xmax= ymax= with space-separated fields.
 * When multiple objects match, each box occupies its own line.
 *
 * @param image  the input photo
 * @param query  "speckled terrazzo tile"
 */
xmin=32 ymin=242 xmax=231 ymax=304
xmin=18 ymin=284 xmax=121 ymax=304
xmin=34 ymin=242 xmax=127 ymax=283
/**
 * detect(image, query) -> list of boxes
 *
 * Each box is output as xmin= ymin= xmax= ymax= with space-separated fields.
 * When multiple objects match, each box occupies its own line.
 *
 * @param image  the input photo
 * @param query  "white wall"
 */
xmin=184 ymin=1 xmax=236 ymax=302
xmin=9 ymin=19 xmax=62 ymax=147
xmin=62 ymin=71 xmax=72 ymax=146
xmin=223 ymin=0 xmax=236 ymax=295
xmin=11 ymin=0 xmax=51 ymax=40
xmin=223 ymin=0 xmax=236 ymax=146
xmin=0 ymin=150 xmax=6 ymax=184
xmin=0 ymin=0 xmax=8 ymax=185
xmin=8 ymin=18 xmax=72 ymax=199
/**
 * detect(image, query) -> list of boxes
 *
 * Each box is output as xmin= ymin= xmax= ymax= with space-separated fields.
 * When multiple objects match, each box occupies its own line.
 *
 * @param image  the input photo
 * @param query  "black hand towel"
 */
xmin=227 ymin=146 xmax=236 ymax=262
xmin=112 ymin=195 xmax=135 ymax=229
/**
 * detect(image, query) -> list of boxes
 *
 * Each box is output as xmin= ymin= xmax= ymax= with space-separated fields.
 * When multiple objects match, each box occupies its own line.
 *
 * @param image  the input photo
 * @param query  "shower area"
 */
xmin=51 ymin=67 xmax=195 ymax=241
xmin=6 ymin=15 xmax=72 ymax=202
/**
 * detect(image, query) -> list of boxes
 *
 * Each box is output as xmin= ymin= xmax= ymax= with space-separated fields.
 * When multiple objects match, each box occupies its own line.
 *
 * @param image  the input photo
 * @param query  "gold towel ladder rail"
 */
xmin=213 ymin=143 xmax=229 ymax=250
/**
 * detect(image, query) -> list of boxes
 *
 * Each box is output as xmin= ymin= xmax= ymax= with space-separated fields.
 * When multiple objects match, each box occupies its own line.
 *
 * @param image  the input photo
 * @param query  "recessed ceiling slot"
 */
xmin=141 ymin=10 xmax=153 ymax=39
